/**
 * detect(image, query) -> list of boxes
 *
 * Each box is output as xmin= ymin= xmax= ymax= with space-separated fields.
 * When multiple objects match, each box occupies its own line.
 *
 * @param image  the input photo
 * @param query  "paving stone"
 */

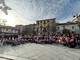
xmin=0 ymin=43 xmax=80 ymax=60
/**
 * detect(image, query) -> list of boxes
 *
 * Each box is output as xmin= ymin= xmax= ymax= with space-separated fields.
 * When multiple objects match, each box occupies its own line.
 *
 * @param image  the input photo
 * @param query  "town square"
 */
xmin=0 ymin=0 xmax=80 ymax=60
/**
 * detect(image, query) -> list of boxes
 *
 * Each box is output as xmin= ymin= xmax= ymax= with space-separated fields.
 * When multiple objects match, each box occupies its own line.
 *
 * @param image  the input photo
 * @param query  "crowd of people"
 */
xmin=0 ymin=34 xmax=80 ymax=48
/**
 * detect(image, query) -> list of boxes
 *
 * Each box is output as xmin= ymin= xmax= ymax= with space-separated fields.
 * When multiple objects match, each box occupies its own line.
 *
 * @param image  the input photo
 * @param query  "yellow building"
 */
xmin=35 ymin=18 xmax=56 ymax=35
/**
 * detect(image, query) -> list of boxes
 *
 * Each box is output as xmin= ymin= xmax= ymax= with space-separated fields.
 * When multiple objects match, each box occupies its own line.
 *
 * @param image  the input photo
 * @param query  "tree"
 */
xmin=62 ymin=29 xmax=70 ymax=34
xmin=78 ymin=23 xmax=80 ymax=34
xmin=0 ymin=27 xmax=2 ymax=34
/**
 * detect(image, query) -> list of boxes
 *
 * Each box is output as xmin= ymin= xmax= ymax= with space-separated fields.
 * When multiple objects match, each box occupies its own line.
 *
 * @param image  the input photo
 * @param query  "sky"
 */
xmin=0 ymin=0 xmax=80 ymax=26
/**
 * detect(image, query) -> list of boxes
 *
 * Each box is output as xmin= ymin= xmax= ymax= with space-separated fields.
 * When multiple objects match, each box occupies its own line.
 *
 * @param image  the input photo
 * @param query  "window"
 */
xmin=37 ymin=21 xmax=39 ymax=24
xmin=40 ymin=28 xmax=43 ymax=31
xmin=47 ymin=25 xmax=50 ymax=30
xmin=47 ymin=20 xmax=49 ymax=22
xmin=40 ymin=21 xmax=42 ymax=23
xmin=72 ymin=26 xmax=74 ymax=29
xmin=63 ymin=26 xmax=65 ymax=29
xmin=57 ymin=27 xmax=59 ymax=29
xmin=36 ymin=28 xmax=38 ymax=32
xmin=77 ymin=25 xmax=80 ymax=28
xmin=40 ymin=25 xmax=42 ymax=31
xmin=6 ymin=29 xmax=8 ymax=31
xmin=44 ymin=21 xmax=46 ymax=24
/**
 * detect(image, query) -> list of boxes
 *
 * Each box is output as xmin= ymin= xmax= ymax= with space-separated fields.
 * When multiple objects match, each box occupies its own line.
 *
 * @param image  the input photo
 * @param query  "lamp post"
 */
xmin=3 ymin=20 xmax=7 ymax=26
xmin=2 ymin=20 xmax=7 ymax=38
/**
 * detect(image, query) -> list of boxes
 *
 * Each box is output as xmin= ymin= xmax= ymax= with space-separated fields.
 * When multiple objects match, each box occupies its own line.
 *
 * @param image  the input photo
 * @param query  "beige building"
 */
xmin=21 ymin=18 xmax=56 ymax=35
xmin=35 ymin=18 xmax=56 ymax=35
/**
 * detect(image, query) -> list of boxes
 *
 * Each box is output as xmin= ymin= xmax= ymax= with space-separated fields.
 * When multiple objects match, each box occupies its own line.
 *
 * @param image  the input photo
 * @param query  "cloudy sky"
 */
xmin=0 ymin=0 xmax=80 ymax=26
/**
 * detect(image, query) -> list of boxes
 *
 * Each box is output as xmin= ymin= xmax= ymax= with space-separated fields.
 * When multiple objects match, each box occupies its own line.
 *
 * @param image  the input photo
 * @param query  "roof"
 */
xmin=25 ymin=24 xmax=36 ymax=26
xmin=0 ymin=26 xmax=18 ymax=30
xmin=15 ymin=25 xmax=24 ymax=27
xmin=36 ymin=18 xmax=56 ymax=22
xmin=57 ymin=22 xmax=79 ymax=25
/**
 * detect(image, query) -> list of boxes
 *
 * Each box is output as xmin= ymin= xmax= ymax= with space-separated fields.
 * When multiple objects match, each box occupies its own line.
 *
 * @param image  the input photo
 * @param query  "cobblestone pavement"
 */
xmin=0 ymin=43 xmax=80 ymax=60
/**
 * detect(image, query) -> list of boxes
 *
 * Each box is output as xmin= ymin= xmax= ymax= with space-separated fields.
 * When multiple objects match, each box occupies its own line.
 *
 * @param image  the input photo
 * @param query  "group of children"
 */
xmin=0 ymin=34 xmax=80 ymax=48
xmin=52 ymin=34 xmax=80 ymax=48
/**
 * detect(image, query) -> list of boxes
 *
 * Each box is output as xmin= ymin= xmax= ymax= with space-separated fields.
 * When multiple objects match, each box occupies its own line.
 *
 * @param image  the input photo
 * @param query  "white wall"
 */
xmin=1 ymin=28 xmax=18 ymax=34
xmin=56 ymin=24 xmax=80 ymax=34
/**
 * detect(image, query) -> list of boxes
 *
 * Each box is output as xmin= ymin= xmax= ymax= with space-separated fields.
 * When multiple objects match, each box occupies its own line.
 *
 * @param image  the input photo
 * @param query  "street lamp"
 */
xmin=3 ymin=20 xmax=7 ymax=26
xmin=2 ymin=20 xmax=7 ymax=38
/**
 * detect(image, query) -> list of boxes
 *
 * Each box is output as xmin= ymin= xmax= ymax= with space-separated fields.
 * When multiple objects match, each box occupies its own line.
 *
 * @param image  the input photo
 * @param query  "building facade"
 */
xmin=23 ymin=24 xmax=36 ymax=35
xmin=15 ymin=25 xmax=24 ymax=34
xmin=0 ymin=26 xmax=18 ymax=34
xmin=56 ymin=16 xmax=80 ymax=34
xmin=14 ymin=16 xmax=80 ymax=35
xmin=56 ymin=22 xmax=80 ymax=34
xmin=35 ymin=18 xmax=56 ymax=35
xmin=21 ymin=18 xmax=56 ymax=35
